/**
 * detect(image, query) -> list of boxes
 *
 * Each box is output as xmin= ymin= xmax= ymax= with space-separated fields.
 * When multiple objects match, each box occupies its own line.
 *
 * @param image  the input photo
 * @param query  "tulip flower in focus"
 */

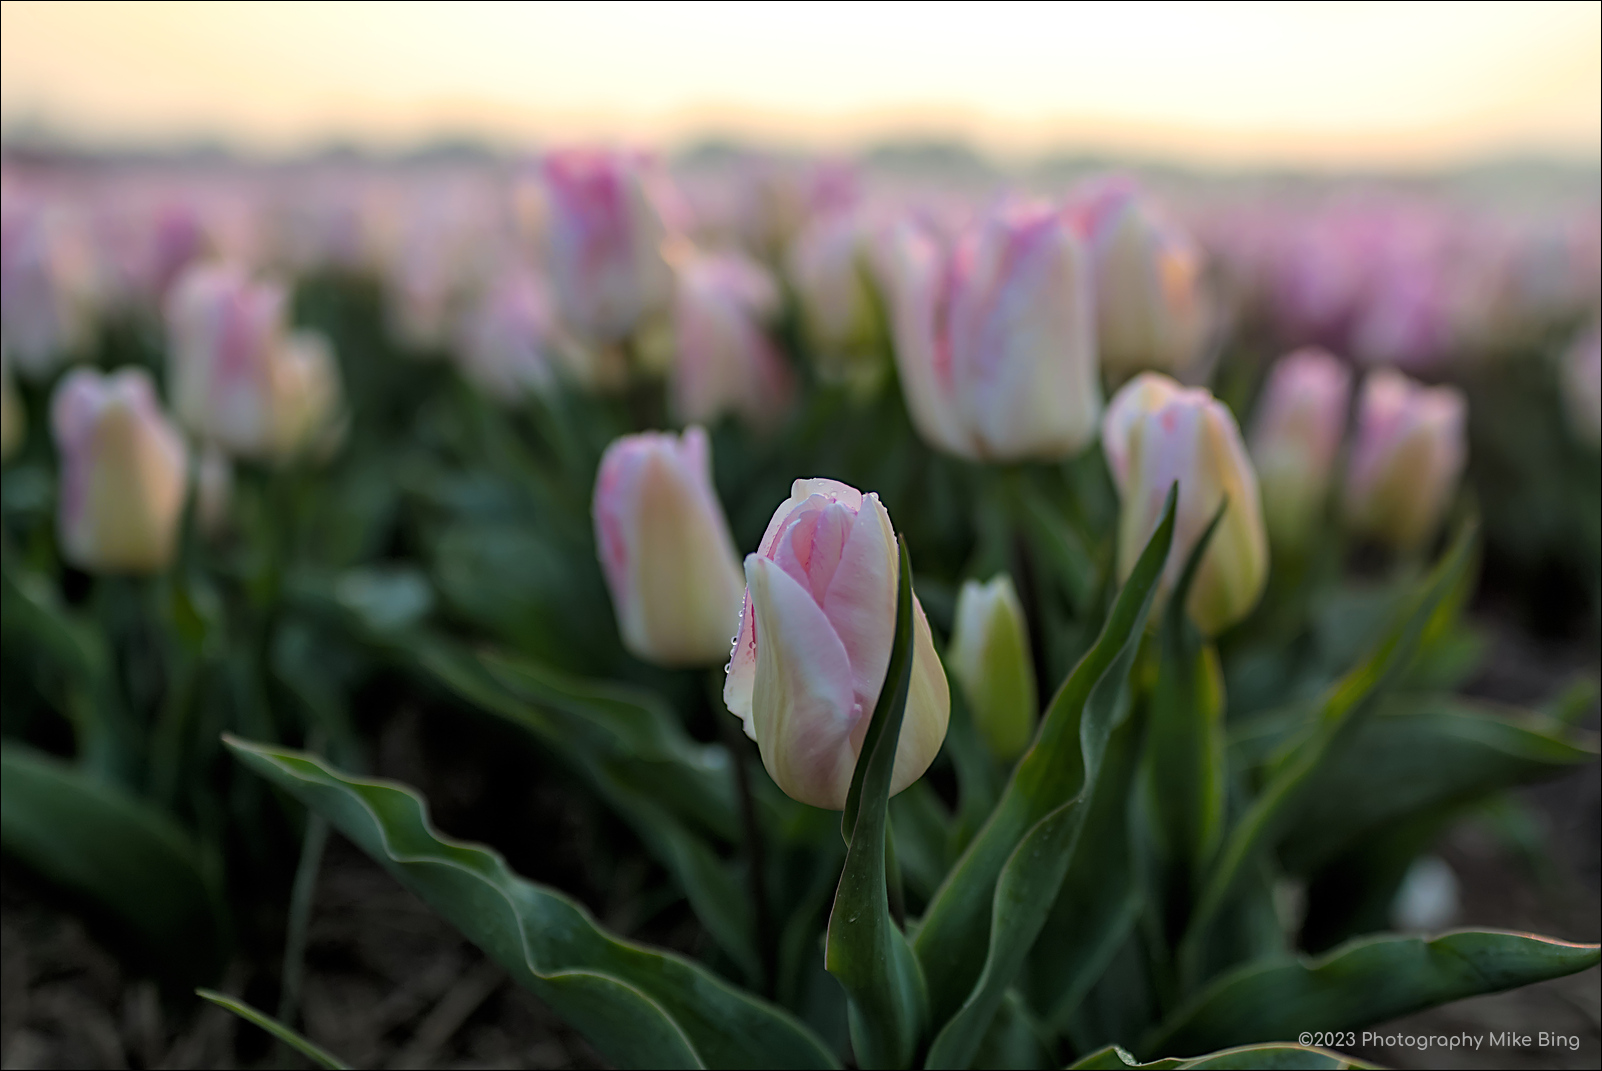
xmin=542 ymin=149 xmax=680 ymax=346
xmin=1343 ymin=369 xmax=1468 ymax=551
xmin=593 ymin=427 xmax=746 ymax=667
xmin=1561 ymin=326 xmax=1601 ymax=448
xmin=725 ymin=478 xmax=949 ymax=810
xmin=949 ymin=574 xmax=1037 ymax=761
xmin=1 ymin=351 xmax=23 ymax=462
xmin=1103 ymin=373 xmax=1268 ymax=635
xmin=1248 ymin=348 xmax=1353 ymax=552
xmin=51 ymin=367 xmax=188 ymax=574
xmin=166 ymin=263 xmax=345 ymax=461
xmin=672 ymin=251 xmax=795 ymax=429
xmin=880 ymin=202 xmax=1101 ymax=461
xmin=787 ymin=208 xmax=888 ymax=391
xmin=1071 ymin=179 xmax=1211 ymax=383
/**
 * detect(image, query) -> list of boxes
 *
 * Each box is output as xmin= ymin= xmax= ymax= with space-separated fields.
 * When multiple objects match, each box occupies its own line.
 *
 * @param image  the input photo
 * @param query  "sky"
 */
xmin=2 ymin=1 xmax=1598 ymax=168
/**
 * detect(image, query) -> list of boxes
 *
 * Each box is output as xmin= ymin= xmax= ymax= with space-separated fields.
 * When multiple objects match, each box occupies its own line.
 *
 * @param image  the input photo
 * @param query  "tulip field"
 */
xmin=1 ymin=148 xmax=1599 ymax=1069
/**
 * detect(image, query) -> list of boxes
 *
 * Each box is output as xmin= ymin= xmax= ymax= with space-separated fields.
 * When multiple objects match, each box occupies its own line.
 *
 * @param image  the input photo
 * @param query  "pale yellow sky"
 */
xmin=2 ymin=1 xmax=1598 ymax=167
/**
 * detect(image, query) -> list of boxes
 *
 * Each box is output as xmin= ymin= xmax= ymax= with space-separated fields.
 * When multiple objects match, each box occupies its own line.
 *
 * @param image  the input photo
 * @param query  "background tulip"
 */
xmin=725 ymin=478 xmax=949 ymax=810
xmin=1343 ymin=368 xmax=1468 ymax=551
xmin=51 ymin=366 xmax=188 ymax=574
xmin=593 ymin=427 xmax=745 ymax=667
xmin=880 ymin=202 xmax=1101 ymax=461
xmin=1104 ymin=373 xmax=1268 ymax=635
xmin=2 ymin=196 xmax=99 ymax=379
xmin=542 ymin=148 xmax=680 ymax=345
xmin=166 ymin=262 xmax=344 ymax=460
xmin=1249 ymin=348 xmax=1353 ymax=551
xmin=787 ymin=208 xmax=888 ymax=391
xmin=671 ymin=251 xmax=795 ymax=429
xmin=949 ymin=574 xmax=1037 ymax=761
xmin=1071 ymin=179 xmax=1211 ymax=382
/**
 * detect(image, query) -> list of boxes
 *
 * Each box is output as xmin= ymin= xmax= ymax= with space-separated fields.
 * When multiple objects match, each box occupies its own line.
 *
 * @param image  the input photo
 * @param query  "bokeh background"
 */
xmin=2 ymin=3 xmax=1598 ymax=1069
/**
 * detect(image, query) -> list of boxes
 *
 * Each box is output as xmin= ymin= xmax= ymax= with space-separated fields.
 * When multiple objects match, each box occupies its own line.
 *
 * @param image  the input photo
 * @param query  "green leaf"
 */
xmin=1181 ymin=524 xmax=1477 ymax=984
xmin=916 ymin=486 xmax=1178 ymax=1066
xmin=1142 ymin=930 xmax=1600 ymax=1059
xmin=195 ymin=988 xmax=349 ymax=1070
xmin=1071 ymin=1042 xmax=1375 ymax=1069
xmin=825 ymin=536 xmax=929 ymax=1069
xmin=0 ymin=744 xmax=227 ymax=981
xmin=224 ymin=736 xmax=837 ymax=1070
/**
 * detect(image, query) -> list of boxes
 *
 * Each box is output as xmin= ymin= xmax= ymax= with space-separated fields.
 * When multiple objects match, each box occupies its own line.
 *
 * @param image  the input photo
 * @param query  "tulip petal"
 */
xmin=747 ymin=555 xmax=860 ymax=810
xmin=890 ymin=597 xmax=952 ymax=797
xmin=820 ymin=493 xmax=898 ymax=716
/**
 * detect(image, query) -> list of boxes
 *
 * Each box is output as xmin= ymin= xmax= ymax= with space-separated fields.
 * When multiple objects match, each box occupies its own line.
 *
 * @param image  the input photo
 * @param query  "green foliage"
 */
xmin=195 ymin=989 xmax=349 ymax=1070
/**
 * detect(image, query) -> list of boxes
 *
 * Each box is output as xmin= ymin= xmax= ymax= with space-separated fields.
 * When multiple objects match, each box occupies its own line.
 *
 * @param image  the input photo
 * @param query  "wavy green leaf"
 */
xmin=917 ymin=487 xmax=1178 ymax=1066
xmin=1072 ymin=1042 xmax=1375 ymax=1069
xmin=825 ymin=536 xmax=928 ymax=1069
xmin=195 ymin=989 xmax=348 ymax=1069
xmin=1180 ymin=524 xmax=1477 ymax=984
xmin=1 ymin=744 xmax=227 ymax=981
xmin=1142 ymin=929 xmax=1600 ymax=1059
xmin=224 ymin=736 xmax=837 ymax=1070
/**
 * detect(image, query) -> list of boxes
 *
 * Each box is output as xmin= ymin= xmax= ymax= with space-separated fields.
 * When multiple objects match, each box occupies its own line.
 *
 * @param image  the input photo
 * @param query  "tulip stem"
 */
xmin=713 ymin=672 xmax=777 ymax=998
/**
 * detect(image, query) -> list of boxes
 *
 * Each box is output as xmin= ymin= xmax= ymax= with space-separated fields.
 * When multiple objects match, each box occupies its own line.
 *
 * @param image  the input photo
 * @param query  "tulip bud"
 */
xmin=51 ymin=367 xmax=187 ymax=574
xmin=725 ymin=479 xmax=950 ymax=810
xmin=195 ymin=443 xmax=233 ymax=538
xmin=1248 ymin=348 xmax=1353 ymax=552
xmin=1071 ymin=179 xmax=1211 ymax=382
xmin=166 ymin=263 xmax=345 ymax=461
xmin=593 ymin=427 xmax=745 ymax=666
xmin=787 ymin=209 xmax=887 ymax=390
xmin=457 ymin=266 xmax=565 ymax=400
xmin=672 ymin=251 xmax=795 ymax=429
xmin=1343 ymin=369 xmax=1467 ymax=551
xmin=542 ymin=149 xmax=680 ymax=344
xmin=2 ymin=197 xmax=99 ymax=379
xmin=1103 ymin=373 xmax=1268 ymax=635
xmin=1 ymin=351 xmax=23 ymax=462
xmin=1561 ymin=326 xmax=1601 ymax=448
xmin=879 ymin=202 xmax=1101 ymax=461
xmin=949 ymin=575 xmax=1037 ymax=761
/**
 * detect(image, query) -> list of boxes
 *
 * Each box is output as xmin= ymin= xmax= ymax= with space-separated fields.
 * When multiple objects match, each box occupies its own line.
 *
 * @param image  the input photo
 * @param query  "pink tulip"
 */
xmin=542 ymin=149 xmax=680 ymax=344
xmin=1343 ymin=369 xmax=1467 ymax=551
xmin=879 ymin=201 xmax=1101 ymax=461
xmin=672 ymin=251 xmax=795 ymax=429
xmin=1103 ymin=373 xmax=1268 ymax=635
xmin=593 ymin=427 xmax=746 ymax=667
xmin=52 ymin=367 xmax=188 ymax=574
xmin=1248 ymin=348 xmax=1353 ymax=550
xmin=786 ymin=207 xmax=887 ymax=389
xmin=725 ymin=479 xmax=949 ymax=810
xmin=1 ymin=195 xmax=98 ymax=378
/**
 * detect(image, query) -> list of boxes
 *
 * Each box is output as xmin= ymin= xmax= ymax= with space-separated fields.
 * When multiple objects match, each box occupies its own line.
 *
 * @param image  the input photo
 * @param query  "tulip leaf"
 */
xmin=224 ymin=736 xmax=838 ymax=1070
xmin=412 ymin=637 xmax=760 ymax=979
xmin=1142 ymin=929 xmax=1601 ymax=1059
xmin=916 ymin=486 xmax=1178 ymax=1066
xmin=195 ymin=988 xmax=349 ymax=1070
xmin=1180 ymin=523 xmax=1477 ymax=985
xmin=826 ymin=535 xmax=929 ymax=1069
xmin=1070 ymin=1042 xmax=1375 ymax=1069
xmin=1143 ymin=500 xmax=1229 ymax=946
xmin=0 ymin=744 xmax=228 ymax=982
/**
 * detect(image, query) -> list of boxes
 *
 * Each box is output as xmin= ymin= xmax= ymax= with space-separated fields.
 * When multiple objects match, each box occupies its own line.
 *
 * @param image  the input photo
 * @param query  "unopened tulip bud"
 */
xmin=880 ymin=202 xmax=1101 ymax=461
xmin=2 ymin=198 xmax=99 ymax=379
xmin=1103 ymin=373 xmax=1268 ymax=635
xmin=1248 ymin=348 xmax=1353 ymax=551
xmin=543 ymin=149 xmax=680 ymax=344
xmin=1072 ymin=179 xmax=1211 ymax=382
xmin=457 ymin=267 xmax=564 ymax=400
xmin=672 ymin=251 xmax=795 ymax=429
xmin=1343 ymin=369 xmax=1467 ymax=551
xmin=195 ymin=444 xmax=233 ymax=538
xmin=787 ymin=209 xmax=887 ymax=390
xmin=1 ymin=351 xmax=23 ymax=462
xmin=725 ymin=479 xmax=950 ymax=809
xmin=593 ymin=427 xmax=745 ymax=666
xmin=1561 ymin=326 xmax=1600 ymax=448
xmin=51 ymin=367 xmax=187 ymax=574
xmin=166 ymin=263 xmax=345 ymax=461
xmin=949 ymin=575 xmax=1037 ymax=761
